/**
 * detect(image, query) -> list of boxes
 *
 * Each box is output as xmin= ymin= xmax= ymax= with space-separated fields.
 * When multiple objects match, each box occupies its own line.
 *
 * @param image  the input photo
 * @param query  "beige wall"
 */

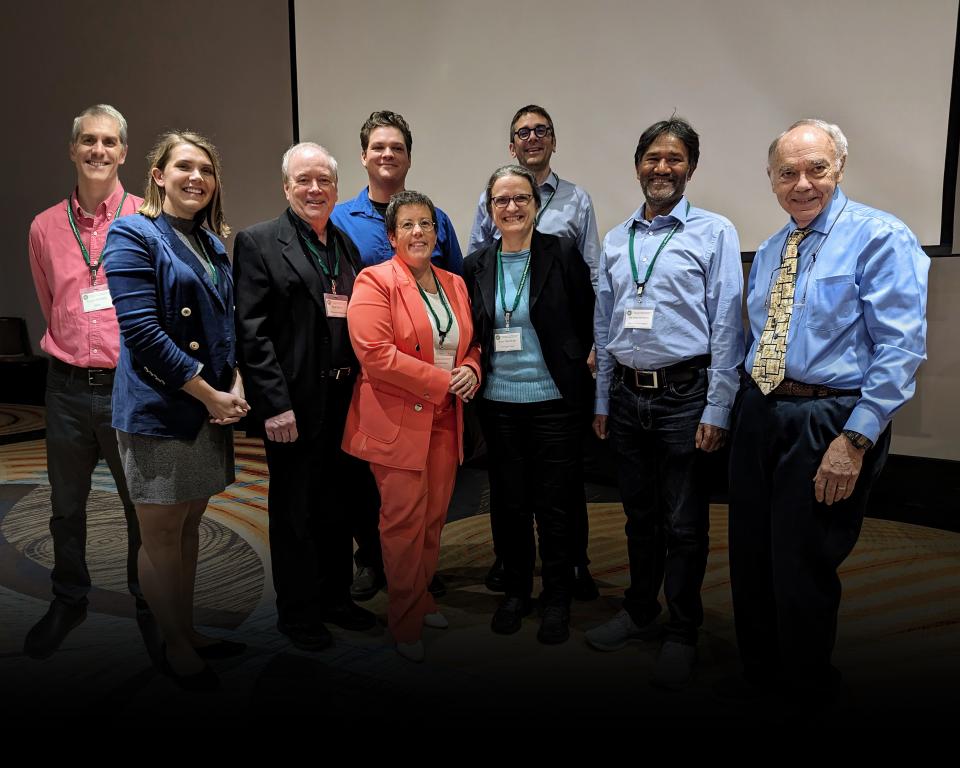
xmin=2 ymin=0 xmax=294 ymax=358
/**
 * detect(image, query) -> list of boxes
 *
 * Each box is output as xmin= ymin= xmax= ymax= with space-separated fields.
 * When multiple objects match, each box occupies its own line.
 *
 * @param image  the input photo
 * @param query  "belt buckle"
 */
xmin=87 ymin=368 xmax=107 ymax=387
xmin=634 ymin=369 xmax=659 ymax=389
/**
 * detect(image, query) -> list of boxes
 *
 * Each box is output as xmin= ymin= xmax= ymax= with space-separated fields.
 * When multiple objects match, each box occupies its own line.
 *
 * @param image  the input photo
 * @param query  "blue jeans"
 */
xmin=608 ymin=370 xmax=709 ymax=644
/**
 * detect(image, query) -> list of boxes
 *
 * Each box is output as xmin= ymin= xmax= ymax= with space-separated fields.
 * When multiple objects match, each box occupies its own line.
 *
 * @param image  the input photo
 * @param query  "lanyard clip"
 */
xmin=636 ymin=283 xmax=644 ymax=299
xmin=504 ymin=311 xmax=512 ymax=328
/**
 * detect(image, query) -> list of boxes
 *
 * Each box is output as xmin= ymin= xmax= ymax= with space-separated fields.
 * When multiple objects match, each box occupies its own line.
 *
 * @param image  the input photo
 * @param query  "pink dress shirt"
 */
xmin=28 ymin=185 xmax=142 ymax=368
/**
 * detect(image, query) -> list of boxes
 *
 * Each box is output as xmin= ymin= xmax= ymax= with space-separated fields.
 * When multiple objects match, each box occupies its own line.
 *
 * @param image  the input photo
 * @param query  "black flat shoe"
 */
xmin=194 ymin=638 xmax=247 ymax=660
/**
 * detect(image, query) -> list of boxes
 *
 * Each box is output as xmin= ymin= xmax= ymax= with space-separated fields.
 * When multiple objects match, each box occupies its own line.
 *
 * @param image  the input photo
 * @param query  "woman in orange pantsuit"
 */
xmin=342 ymin=190 xmax=481 ymax=663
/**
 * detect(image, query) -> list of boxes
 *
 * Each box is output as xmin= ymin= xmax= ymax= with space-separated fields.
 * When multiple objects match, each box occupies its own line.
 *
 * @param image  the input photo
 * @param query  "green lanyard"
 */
xmin=534 ymin=172 xmax=559 ymax=226
xmin=193 ymin=233 xmax=219 ymax=288
xmin=417 ymin=268 xmax=453 ymax=346
xmin=496 ymin=246 xmax=533 ymax=328
xmin=627 ymin=200 xmax=690 ymax=299
xmin=65 ymin=191 xmax=128 ymax=285
xmin=303 ymin=236 xmax=342 ymax=293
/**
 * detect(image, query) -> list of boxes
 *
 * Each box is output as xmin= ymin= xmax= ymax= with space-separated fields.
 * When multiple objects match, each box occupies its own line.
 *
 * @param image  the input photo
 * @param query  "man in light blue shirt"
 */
xmin=331 ymin=110 xmax=462 ymax=274
xmin=469 ymin=104 xmax=602 ymax=599
xmin=588 ymin=118 xmax=744 ymax=689
xmin=729 ymin=119 xmax=928 ymax=703
xmin=468 ymin=104 xmax=601 ymax=288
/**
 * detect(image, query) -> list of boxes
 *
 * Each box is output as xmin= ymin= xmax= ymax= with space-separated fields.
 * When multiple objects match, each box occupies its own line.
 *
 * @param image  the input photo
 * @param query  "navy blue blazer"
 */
xmin=104 ymin=213 xmax=236 ymax=438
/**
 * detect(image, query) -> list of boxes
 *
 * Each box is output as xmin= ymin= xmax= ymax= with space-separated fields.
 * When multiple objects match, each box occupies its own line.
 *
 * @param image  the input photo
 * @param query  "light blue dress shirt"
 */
xmin=594 ymin=196 xmax=744 ymax=428
xmin=331 ymin=187 xmax=463 ymax=274
xmin=468 ymin=173 xmax=601 ymax=289
xmin=745 ymin=187 xmax=929 ymax=442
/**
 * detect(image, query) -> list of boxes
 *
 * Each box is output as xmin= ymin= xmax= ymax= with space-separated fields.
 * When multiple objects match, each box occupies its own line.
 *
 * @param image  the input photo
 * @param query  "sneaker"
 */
xmin=650 ymin=641 xmax=697 ymax=690
xmin=350 ymin=566 xmax=386 ymax=602
xmin=490 ymin=596 xmax=532 ymax=635
xmin=423 ymin=612 xmax=449 ymax=629
xmin=573 ymin=566 xmax=600 ymax=601
xmin=537 ymin=605 xmax=570 ymax=645
xmin=396 ymin=640 xmax=425 ymax=663
xmin=584 ymin=609 xmax=661 ymax=651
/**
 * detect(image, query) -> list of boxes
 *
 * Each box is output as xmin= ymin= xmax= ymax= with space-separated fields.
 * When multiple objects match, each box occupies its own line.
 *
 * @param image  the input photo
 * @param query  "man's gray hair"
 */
xmin=281 ymin=141 xmax=338 ymax=183
xmin=71 ymin=104 xmax=128 ymax=146
xmin=768 ymin=118 xmax=848 ymax=171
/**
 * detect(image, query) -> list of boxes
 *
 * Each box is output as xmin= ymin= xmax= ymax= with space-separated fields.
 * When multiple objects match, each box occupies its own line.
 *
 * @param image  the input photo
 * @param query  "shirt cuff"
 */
xmin=843 ymin=404 xmax=884 ymax=444
xmin=700 ymin=403 xmax=731 ymax=430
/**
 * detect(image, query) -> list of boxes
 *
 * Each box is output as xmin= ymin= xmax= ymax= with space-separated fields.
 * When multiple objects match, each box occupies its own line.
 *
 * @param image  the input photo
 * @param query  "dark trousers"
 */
xmin=44 ymin=361 xmax=141 ymax=606
xmin=264 ymin=381 xmax=379 ymax=626
xmin=728 ymin=385 xmax=891 ymax=687
xmin=481 ymin=398 xmax=584 ymax=606
xmin=352 ymin=475 xmax=383 ymax=573
xmin=608 ymin=370 xmax=709 ymax=645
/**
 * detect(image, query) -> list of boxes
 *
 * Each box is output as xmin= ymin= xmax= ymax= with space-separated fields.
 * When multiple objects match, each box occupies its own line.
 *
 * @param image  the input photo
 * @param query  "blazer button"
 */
xmin=181 ymin=307 xmax=192 ymax=317
xmin=414 ymin=403 xmax=423 ymax=412
xmin=188 ymin=341 xmax=200 ymax=351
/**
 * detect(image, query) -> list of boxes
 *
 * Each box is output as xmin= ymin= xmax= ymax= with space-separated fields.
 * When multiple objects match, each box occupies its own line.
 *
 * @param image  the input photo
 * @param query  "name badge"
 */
xmin=81 ymin=286 xmax=113 ymax=313
xmin=494 ymin=328 xmax=522 ymax=352
xmin=624 ymin=307 xmax=654 ymax=330
xmin=324 ymin=293 xmax=348 ymax=318
xmin=434 ymin=349 xmax=456 ymax=370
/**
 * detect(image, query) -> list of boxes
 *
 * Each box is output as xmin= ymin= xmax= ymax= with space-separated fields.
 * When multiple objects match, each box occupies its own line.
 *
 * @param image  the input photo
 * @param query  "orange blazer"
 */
xmin=341 ymin=256 xmax=482 ymax=472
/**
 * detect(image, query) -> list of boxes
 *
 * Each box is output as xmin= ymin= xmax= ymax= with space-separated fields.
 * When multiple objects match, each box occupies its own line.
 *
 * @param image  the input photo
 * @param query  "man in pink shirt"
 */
xmin=25 ymin=104 xmax=147 ymax=659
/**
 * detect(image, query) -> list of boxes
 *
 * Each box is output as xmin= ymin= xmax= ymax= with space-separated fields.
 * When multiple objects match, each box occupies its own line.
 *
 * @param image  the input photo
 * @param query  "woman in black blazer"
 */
xmin=463 ymin=164 xmax=594 ymax=644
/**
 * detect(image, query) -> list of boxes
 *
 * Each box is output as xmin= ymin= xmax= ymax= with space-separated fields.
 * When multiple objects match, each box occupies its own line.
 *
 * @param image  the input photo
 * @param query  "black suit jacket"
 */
xmin=463 ymin=230 xmax=595 ymax=410
xmin=233 ymin=212 xmax=364 ymax=440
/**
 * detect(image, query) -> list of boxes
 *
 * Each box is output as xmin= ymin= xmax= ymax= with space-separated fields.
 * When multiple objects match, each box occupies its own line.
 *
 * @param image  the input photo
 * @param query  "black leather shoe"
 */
xmin=277 ymin=621 xmax=334 ymax=651
xmin=484 ymin=558 xmax=506 ymax=592
xmin=491 ymin=596 xmax=532 ymax=635
xmin=428 ymin=573 xmax=447 ymax=598
xmin=321 ymin=601 xmax=377 ymax=631
xmin=194 ymin=638 xmax=247 ymax=660
xmin=24 ymin=600 xmax=87 ymax=660
xmin=160 ymin=644 xmax=220 ymax=692
xmin=537 ymin=604 xmax=571 ymax=645
xmin=573 ymin=566 xmax=600 ymax=601
xmin=350 ymin=566 xmax=386 ymax=601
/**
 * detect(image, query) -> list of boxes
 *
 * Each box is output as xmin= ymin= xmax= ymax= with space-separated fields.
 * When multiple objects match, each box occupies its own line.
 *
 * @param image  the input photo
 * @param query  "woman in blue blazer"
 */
xmin=104 ymin=130 xmax=248 ymax=691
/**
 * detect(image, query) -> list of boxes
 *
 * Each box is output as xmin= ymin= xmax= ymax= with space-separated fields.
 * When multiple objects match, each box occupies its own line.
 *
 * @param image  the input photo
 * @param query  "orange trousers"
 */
xmin=370 ymin=406 xmax=458 ymax=644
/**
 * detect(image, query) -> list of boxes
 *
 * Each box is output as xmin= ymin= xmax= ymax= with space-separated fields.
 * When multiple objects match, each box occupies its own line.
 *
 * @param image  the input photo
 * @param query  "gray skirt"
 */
xmin=117 ymin=421 xmax=236 ymax=505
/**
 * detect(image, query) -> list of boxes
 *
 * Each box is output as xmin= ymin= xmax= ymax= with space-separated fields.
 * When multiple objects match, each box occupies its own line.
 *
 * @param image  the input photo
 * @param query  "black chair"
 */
xmin=0 ymin=317 xmax=48 ymax=405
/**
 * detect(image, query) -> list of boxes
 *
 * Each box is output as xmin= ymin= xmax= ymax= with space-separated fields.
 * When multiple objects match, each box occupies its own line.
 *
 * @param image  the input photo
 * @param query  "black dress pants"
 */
xmin=728 ymin=385 xmax=891 ymax=688
xmin=481 ymin=398 xmax=584 ymax=606
xmin=263 ymin=381 xmax=378 ymax=626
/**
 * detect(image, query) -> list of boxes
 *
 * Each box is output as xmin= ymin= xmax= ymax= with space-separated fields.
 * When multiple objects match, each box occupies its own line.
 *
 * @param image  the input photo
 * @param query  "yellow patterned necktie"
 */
xmin=751 ymin=228 xmax=811 ymax=394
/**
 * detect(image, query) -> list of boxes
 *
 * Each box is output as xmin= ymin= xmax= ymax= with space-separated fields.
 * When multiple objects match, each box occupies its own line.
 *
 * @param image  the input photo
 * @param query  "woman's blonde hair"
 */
xmin=139 ymin=130 xmax=230 ymax=237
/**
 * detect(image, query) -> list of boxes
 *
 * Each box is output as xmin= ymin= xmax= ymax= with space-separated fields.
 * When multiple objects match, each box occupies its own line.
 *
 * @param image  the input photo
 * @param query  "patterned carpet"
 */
xmin=0 ymin=433 xmax=957 ymax=722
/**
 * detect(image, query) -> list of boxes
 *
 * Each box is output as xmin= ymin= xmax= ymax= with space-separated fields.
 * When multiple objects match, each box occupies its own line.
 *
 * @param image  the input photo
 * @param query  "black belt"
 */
xmin=615 ymin=354 xmax=709 ymax=393
xmin=49 ymin=357 xmax=115 ymax=387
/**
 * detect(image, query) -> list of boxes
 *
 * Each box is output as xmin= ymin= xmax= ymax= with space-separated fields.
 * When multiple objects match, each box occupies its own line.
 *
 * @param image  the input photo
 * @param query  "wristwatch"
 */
xmin=842 ymin=429 xmax=873 ymax=451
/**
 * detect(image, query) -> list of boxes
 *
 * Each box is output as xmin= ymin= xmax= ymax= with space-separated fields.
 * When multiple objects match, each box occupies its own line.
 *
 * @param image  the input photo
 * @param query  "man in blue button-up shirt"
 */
xmin=588 ymin=118 xmax=744 ymax=689
xmin=331 ymin=110 xmax=462 ymax=275
xmin=729 ymin=119 xmax=928 ymax=703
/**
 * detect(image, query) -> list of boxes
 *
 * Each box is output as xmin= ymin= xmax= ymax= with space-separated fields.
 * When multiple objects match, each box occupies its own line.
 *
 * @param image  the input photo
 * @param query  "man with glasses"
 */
xmin=589 ymin=118 xmax=744 ymax=690
xmin=25 ymin=105 xmax=151 ymax=660
xmin=332 ymin=111 xmax=462 ymax=602
xmin=469 ymin=104 xmax=602 ymax=599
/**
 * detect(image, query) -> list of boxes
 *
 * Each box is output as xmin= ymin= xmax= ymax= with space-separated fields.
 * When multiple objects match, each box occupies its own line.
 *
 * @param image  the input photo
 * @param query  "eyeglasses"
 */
xmin=513 ymin=124 xmax=553 ymax=141
xmin=397 ymin=219 xmax=436 ymax=233
xmin=491 ymin=194 xmax=534 ymax=209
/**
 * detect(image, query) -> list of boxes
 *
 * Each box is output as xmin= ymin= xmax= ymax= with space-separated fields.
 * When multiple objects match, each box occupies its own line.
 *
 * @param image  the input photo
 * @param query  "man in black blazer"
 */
xmin=234 ymin=142 xmax=379 ymax=649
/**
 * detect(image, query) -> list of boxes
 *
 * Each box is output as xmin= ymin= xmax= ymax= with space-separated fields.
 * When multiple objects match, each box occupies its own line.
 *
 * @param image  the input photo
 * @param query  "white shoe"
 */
xmin=396 ymin=640 xmax=425 ymax=663
xmin=423 ymin=612 xmax=449 ymax=629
